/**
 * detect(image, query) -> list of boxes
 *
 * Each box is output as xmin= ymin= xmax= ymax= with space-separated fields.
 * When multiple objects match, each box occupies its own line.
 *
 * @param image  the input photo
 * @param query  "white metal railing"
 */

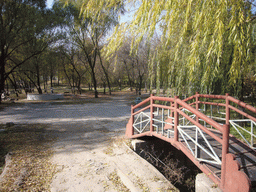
xmin=133 ymin=112 xmax=150 ymax=133
xmin=132 ymin=106 xmax=222 ymax=165
xmin=178 ymin=125 xmax=222 ymax=165
xmin=132 ymin=105 xmax=255 ymax=165
xmin=230 ymin=119 xmax=256 ymax=149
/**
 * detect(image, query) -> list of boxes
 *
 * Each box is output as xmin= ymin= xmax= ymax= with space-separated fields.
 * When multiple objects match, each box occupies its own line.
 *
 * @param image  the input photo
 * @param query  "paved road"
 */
xmin=0 ymin=97 xmax=131 ymax=126
xmin=0 ymin=95 xmax=176 ymax=191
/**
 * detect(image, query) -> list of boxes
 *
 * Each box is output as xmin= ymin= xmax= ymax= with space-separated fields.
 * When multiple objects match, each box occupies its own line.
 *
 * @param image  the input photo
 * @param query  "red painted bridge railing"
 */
xmin=126 ymin=93 xmax=256 ymax=192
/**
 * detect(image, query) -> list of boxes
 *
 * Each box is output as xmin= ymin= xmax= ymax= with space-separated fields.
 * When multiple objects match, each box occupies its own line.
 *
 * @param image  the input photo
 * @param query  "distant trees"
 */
xmin=113 ymin=37 xmax=149 ymax=93
xmin=104 ymin=0 xmax=256 ymax=98
xmin=0 ymin=0 xmax=59 ymax=102
xmin=2 ymin=0 xmax=255 ymax=102
xmin=54 ymin=0 xmax=121 ymax=98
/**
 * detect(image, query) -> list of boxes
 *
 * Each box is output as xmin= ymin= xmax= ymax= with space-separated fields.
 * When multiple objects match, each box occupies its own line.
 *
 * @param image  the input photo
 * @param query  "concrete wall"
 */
xmin=27 ymin=94 xmax=64 ymax=101
xmin=195 ymin=173 xmax=222 ymax=192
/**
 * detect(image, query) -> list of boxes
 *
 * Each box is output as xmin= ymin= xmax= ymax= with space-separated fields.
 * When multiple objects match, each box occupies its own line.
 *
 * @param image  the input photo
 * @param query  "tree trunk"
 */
xmin=103 ymin=82 xmax=106 ymax=95
xmin=119 ymin=80 xmax=122 ymax=91
xmin=36 ymin=65 xmax=42 ymax=94
xmin=77 ymin=79 xmax=82 ymax=94
xmin=0 ymin=53 xmax=5 ymax=104
xmin=239 ymin=76 xmax=244 ymax=102
xmin=50 ymin=74 xmax=53 ymax=88
xmin=37 ymin=87 xmax=42 ymax=94
xmin=36 ymin=75 xmax=43 ymax=94
xmin=8 ymin=75 xmax=19 ymax=97
xmin=57 ymin=69 xmax=60 ymax=86
xmin=139 ymin=75 xmax=143 ymax=92
xmin=91 ymin=69 xmax=98 ymax=98
xmin=98 ymin=52 xmax=111 ymax=95
xmin=123 ymin=60 xmax=133 ymax=91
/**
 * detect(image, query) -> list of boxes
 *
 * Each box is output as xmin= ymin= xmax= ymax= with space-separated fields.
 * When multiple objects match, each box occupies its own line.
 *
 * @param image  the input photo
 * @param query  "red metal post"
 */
xmin=131 ymin=105 xmax=134 ymax=136
xmin=174 ymin=96 xmax=179 ymax=142
xmin=196 ymin=92 xmax=199 ymax=123
xmin=221 ymin=94 xmax=230 ymax=189
xmin=150 ymin=94 xmax=154 ymax=132
xmin=225 ymin=93 xmax=230 ymax=126
xmin=170 ymin=100 xmax=174 ymax=129
xmin=221 ymin=124 xmax=230 ymax=189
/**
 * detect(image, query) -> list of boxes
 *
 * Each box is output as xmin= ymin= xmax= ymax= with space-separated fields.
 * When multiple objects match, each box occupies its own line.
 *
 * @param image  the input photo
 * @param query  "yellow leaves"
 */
xmin=65 ymin=0 xmax=253 ymax=94
xmin=0 ymin=124 xmax=56 ymax=191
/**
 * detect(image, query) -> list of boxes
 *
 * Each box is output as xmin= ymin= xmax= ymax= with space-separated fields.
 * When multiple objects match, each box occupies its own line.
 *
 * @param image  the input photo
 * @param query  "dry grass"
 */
xmin=0 ymin=124 xmax=57 ymax=191
xmin=137 ymin=143 xmax=199 ymax=192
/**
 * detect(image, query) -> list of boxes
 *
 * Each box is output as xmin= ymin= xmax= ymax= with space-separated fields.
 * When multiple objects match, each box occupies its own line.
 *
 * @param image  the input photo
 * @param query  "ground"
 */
xmin=0 ymin=92 xmax=177 ymax=191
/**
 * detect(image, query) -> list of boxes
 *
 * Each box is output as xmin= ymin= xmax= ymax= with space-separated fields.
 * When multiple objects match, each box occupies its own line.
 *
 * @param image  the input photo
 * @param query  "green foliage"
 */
xmin=97 ymin=0 xmax=255 ymax=97
xmin=0 ymin=0 xmax=62 ymax=98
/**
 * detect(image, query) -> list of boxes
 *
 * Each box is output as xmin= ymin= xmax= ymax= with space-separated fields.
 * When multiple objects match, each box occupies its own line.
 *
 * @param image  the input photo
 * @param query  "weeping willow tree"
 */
xmin=65 ymin=0 xmax=255 ymax=98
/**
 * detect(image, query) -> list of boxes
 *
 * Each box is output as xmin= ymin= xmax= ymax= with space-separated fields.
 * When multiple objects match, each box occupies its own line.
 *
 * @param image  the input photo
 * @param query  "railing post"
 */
xmin=221 ymin=94 xmax=230 ymax=189
xmin=251 ymin=121 xmax=254 ymax=147
xmin=131 ymin=105 xmax=134 ymax=136
xmin=150 ymin=94 xmax=154 ymax=133
xmin=171 ymin=100 xmax=174 ymax=129
xmin=221 ymin=124 xmax=230 ymax=189
xmin=196 ymin=92 xmax=199 ymax=123
xmin=225 ymin=93 xmax=230 ymax=126
xmin=174 ymin=96 xmax=179 ymax=142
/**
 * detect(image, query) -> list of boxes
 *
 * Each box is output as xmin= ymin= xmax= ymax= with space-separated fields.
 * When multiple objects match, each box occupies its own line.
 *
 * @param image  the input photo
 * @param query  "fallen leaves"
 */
xmin=0 ymin=124 xmax=57 ymax=191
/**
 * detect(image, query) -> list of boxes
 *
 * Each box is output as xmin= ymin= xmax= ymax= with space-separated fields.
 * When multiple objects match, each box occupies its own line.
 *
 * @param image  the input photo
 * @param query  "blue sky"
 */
xmin=46 ymin=0 xmax=54 ymax=8
xmin=45 ymin=0 xmax=133 ymax=24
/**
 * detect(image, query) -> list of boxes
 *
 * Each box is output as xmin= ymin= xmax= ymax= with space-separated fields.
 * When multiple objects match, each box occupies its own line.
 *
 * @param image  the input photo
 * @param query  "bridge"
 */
xmin=125 ymin=93 xmax=256 ymax=192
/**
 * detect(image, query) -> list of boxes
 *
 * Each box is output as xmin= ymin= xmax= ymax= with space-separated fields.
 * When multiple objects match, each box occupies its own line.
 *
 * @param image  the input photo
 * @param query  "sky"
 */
xmin=45 ymin=0 xmax=134 ymax=24
xmin=46 ymin=0 xmax=54 ymax=8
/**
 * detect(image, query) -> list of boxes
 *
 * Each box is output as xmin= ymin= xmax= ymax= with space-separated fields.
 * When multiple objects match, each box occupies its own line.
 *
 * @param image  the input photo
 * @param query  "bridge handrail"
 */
xmin=176 ymin=100 xmax=223 ymax=144
xmin=131 ymin=95 xmax=225 ymax=137
xmin=132 ymin=97 xmax=150 ymax=109
xmin=228 ymin=96 xmax=256 ymax=120
xmin=176 ymin=98 xmax=224 ymax=133
xmin=126 ymin=93 xmax=253 ymax=191
xmin=196 ymin=93 xmax=256 ymax=123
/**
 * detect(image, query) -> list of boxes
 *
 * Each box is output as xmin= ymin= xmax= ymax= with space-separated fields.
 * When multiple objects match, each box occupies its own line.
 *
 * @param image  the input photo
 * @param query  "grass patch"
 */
xmin=0 ymin=124 xmax=57 ymax=191
xmin=230 ymin=125 xmax=255 ymax=145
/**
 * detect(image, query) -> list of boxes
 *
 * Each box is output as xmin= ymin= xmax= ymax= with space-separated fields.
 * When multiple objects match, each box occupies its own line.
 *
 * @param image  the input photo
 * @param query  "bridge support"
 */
xmin=222 ymin=153 xmax=251 ymax=192
xmin=196 ymin=173 xmax=222 ymax=192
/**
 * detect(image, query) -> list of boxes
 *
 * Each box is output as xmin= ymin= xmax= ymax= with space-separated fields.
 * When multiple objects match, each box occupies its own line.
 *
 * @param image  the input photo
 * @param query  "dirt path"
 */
xmin=0 ymin=94 xmax=177 ymax=191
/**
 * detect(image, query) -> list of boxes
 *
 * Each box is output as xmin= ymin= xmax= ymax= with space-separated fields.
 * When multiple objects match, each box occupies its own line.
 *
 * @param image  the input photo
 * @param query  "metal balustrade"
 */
xmin=126 ymin=93 xmax=256 ymax=192
xmin=230 ymin=119 xmax=256 ymax=149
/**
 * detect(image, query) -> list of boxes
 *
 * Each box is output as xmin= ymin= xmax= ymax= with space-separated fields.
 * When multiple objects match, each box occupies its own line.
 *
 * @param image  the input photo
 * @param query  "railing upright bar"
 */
xmin=174 ymin=96 xmax=179 ymax=142
xmin=251 ymin=121 xmax=254 ymax=147
xmin=131 ymin=105 xmax=134 ymax=136
xmin=225 ymin=93 xmax=230 ymax=126
xmin=196 ymin=92 xmax=199 ymax=124
xmin=140 ymin=113 xmax=142 ymax=131
xmin=221 ymin=124 xmax=229 ymax=189
xmin=150 ymin=94 xmax=154 ymax=133
xmin=162 ymin=108 xmax=164 ymax=134
xmin=210 ymin=105 xmax=213 ymax=129
xmin=171 ymin=100 xmax=174 ymax=129
xmin=195 ymin=127 xmax=198 ymax=159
